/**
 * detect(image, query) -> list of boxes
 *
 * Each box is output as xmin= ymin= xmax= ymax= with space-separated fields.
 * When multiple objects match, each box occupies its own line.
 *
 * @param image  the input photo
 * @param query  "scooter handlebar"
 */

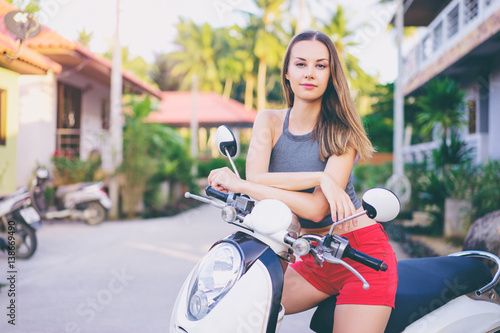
xmin=343 ymin=246 xmax=388 ymax=272
xmin=205 ymin=186 xmax=229 ymax=203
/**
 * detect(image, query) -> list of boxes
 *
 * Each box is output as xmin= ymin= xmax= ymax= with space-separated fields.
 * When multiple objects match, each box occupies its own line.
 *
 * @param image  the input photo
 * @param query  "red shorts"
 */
xmin=290 ymin=223 xmax=398 ymax=308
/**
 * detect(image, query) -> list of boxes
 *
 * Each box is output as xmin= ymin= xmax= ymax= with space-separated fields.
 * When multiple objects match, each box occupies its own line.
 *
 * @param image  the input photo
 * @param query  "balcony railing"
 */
xmin=402 ymin=132 xmax=488 ymax=165
xmin=403 ymin=0 xmax=500 ymax=88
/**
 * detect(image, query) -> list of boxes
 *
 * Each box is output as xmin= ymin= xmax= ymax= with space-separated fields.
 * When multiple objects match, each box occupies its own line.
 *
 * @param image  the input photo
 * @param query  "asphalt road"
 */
xmin=0 ymin=204 xmax=408 ymax=333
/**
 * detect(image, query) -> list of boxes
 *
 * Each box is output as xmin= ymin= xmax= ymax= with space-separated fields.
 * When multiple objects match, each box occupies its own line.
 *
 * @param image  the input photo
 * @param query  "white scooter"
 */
xmin=171 ymin=126 xmax=500 ymax=332
xmin=31 ymin=166 xmax=112 ymax=225
xmin=0 ymin=187 xmax=41 ymax=259
xmin=170 ymin=126 xmax=402 ymax=332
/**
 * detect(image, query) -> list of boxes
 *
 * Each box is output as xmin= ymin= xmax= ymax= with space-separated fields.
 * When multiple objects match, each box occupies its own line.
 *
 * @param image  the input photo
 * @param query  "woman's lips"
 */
xmin=301 ymin=83 xmax=316 ymax=89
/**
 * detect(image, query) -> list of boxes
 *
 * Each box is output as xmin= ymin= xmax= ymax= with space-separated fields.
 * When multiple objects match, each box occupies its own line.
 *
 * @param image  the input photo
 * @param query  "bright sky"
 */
xmin=37 ymin=0 xmax=398 ymax=83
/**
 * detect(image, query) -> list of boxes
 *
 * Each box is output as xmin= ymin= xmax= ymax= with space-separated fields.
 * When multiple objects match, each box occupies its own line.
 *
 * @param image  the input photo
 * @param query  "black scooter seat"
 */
xmin=310 ymin=256 xmax=492 ymax=333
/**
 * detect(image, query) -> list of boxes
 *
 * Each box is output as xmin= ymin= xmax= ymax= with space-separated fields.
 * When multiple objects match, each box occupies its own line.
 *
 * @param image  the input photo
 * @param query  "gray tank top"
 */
xmin=268 ymin=108 xmax=361 ymax=229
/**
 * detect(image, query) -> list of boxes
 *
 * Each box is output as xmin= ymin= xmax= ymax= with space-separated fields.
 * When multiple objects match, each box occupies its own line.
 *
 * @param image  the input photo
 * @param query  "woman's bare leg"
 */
xmin=281 ymin=267 xmax=330 ymax=314
xmin=333 ymin=304 xmax=392 ymax=333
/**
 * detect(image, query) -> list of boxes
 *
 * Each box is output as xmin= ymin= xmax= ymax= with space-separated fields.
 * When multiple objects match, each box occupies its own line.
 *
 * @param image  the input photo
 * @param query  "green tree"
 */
xmin=364 ymin=83 xmax=394 ymax=152
xmin=6 ymin=0 xmax=40 ymax=13
xmin=318 ymin=5 xmax=377 ymax=114
xmin=415 ymin=77 xmax=467 ymax=140
xmin=216 ymin=27 xmax=245 ymax=99
xmin=168 ymin=19 xmax=223 ymax=93
xmin=77 ymin=27 xmax=93 ymax=48
xmin=365 ymin=82 xmax=420 ymax=152
xmin=101 ymin=45 xmax=155 ymax=87
xmin=232 ymin=20 xmax=260 ymax=109
xmin=118 ymin=96 xmax=158 ymax=218
xmin=149 ymin=54 xmax=182 ymax=91
xmin=251 ymin=0 xmax=288 ymax=111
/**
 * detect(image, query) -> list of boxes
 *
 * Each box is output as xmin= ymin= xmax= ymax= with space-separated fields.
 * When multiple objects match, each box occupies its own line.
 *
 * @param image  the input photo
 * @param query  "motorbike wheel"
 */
xmin=11 ymin=219 xmax=37 ymax=259
xmin=85 ymin=202 xmax=106 ymax=225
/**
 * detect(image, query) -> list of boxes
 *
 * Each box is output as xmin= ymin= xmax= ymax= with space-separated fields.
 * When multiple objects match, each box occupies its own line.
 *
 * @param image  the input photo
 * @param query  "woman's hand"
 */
xmin=207 ymin=167 xmax=244 ymax=193
xmin=319 ymin=173 xmax=357 ymax=232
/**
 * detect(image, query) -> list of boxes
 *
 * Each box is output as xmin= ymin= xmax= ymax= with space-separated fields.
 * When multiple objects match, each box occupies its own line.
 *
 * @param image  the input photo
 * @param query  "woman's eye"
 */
xmin=296 ymin=62 xmax=305 ymax=67
xmin=317 ymin=64 xmax=326 ymax=69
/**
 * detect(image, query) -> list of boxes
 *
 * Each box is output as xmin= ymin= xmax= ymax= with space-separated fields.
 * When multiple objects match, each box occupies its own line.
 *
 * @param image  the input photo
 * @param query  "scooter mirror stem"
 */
xmin=328 ymin=210 xmax=368 ymax=236
xmin=225 ymin=148 xmax=241 ymax=179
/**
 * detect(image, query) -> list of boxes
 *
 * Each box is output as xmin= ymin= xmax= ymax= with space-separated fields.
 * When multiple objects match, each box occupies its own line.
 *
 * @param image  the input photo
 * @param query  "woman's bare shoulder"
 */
xmin=256 ymin=109 xmax=287 ymax=128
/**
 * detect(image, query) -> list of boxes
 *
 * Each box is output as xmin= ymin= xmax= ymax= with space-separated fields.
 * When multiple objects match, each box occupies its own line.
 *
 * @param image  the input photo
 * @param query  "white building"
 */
xmin=401 ymin=0 xmax=500 ymax=164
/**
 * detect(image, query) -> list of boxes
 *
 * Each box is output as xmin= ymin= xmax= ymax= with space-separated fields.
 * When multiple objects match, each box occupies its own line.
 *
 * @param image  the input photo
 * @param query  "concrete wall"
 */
xmin=16 ymin=72 xmax=113 ymax=188
xmin=0 ymin=68 xmax=20 ymax=195
xmin=17 ymin=73 xmax=57 ymax=188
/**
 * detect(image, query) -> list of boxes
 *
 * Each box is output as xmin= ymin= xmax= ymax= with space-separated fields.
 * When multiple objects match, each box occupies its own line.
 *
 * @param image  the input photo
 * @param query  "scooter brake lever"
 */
xmin=310 ymin=246 xmax=324 ymax=267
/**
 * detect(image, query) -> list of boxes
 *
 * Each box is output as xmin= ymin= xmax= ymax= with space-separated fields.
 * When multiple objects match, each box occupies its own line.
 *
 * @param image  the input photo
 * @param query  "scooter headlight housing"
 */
xmin=187 ymin=242 xmax=243 ymax=320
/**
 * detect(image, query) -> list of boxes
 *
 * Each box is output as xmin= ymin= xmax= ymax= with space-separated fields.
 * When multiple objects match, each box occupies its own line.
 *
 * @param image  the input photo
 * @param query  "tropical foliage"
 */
xmin=117 ymin=96 xmax=193 ymax=218
xmin=6 ymin=0 xmax=40 ymax=13
xmin=415 ymin=77 xmax=467 ymax=140
xmin=154 ymin=2 xmax=387 ymax=112
xmin=51 ymin=151 xmax=102 ymax=186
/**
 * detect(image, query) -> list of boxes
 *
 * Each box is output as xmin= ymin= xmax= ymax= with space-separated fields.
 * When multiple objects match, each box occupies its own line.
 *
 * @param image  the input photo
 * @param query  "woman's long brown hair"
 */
xmin=281 ymin=30 xmax=375 ymax=160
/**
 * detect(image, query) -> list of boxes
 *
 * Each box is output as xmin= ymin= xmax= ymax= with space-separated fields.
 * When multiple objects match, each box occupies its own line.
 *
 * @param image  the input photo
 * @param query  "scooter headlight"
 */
xmin=187 ymin=242 xmax=243 ymax=320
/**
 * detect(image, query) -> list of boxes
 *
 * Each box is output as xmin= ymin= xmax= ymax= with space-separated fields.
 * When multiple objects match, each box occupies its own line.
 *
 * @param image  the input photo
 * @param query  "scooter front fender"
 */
xmin=170 ymin=233 xmax=284 ymax=333
xmin=98 ymin=195 xmax=112 ymax=210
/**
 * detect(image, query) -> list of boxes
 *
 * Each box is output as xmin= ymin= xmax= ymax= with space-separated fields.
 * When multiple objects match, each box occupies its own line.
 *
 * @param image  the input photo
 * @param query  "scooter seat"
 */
xmin=55 ymin=183 xmax=96 ymax=197
xmin=310 ymin=256 xmax=492 ymax=333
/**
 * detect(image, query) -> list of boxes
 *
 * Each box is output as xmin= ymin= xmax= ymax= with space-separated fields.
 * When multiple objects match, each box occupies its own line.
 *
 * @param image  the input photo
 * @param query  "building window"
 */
xmin=447 ymin=5 xmax=460 ymax=38
xmin=0 ymin=89 xmax=6 ymax=145
xmin=468 ymin=100 xmax=477 ymax=134
xmin=464 ymin=0 xmax=479 ymax=24
xmin=433 ymin=22 xmax=443 ymax=52
xmin=101 ymin=99 xmax=110 ymax=130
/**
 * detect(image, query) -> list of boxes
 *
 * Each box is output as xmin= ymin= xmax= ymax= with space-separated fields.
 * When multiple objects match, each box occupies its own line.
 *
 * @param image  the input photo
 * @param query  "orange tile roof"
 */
xmin=24 ymin=26 xmax=162 ymax=98
xmin=148 ymin=92 xmax=257 ymax=127
xmin=0 ymin=1 xmax=61 ymax=73
xmin=0 ymin=0 xmax=160 ymax=97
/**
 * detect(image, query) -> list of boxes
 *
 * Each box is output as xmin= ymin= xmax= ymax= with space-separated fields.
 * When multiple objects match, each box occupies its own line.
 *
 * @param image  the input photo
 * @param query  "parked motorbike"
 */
xmin=31 ymin=166 xmax=112 ymax=225
xmin=170 ymin=126 xmax=399 ymax=332
xmin=0 ymin=187 xmax=41 ymax=259
xmin=170 ymin=125 xmax=500 ymax=333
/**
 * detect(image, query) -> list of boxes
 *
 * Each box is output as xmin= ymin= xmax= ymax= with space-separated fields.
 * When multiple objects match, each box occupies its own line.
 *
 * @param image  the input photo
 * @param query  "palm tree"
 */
xmin=215 ymin=27 xmax=245 ymax=99
xmin=6 ymin=0 xmax=40 ymax=13
xmin=318 ymin=5 xmax=377 ymax=113
xmin=251 ymin=0 xmax=288 ymax=111
xmin=287 ymin=0 xmax=335 ymax=33
xmin=102 ymin=46 xmax=154 ymax=86
xmin=149 ymin=54 xmax=182 ymax=91
xmin=233 ymin=18 xmax=261 ymax=109
xmin=415 ymin=77 xmax=467 ymax=140
xmin=169 ymin=19 xmax=223 ymax=93
xmin=77 ymin=27 xmax=93 ymax=48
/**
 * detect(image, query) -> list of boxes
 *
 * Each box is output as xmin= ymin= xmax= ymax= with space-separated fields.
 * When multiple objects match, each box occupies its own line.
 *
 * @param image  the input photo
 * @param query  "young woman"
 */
xmin=207 ymin=30 xmax=397 ymax=333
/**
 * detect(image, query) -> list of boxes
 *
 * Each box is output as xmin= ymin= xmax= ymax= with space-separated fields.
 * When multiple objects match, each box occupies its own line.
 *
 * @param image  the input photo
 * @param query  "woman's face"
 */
xmin=285 ymin=40 xmax=331 ymax=104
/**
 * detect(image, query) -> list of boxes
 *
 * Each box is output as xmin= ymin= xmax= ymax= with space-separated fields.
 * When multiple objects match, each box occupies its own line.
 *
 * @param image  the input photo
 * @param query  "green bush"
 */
xmin=405 ymin=155 xmax=500 ymax=234
xmin=197 ymin=158 xmax=228 ymax=178
xmin=197 ymin=157 xmax=246 ymax=180
xmin=352 ymin=162 xmax=392 ymax=194
xmin=51 ymin=152 xmax=102 ymax=185
xmin=471 ymin=160 xmax=500 ymax=220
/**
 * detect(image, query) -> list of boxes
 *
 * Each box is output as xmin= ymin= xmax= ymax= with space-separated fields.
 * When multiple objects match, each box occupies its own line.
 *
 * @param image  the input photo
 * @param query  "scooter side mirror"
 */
xmin=362 ymin=187 xmax=401 ymax=222
xmin=216 ymin=125 xmax=238 ymax=158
